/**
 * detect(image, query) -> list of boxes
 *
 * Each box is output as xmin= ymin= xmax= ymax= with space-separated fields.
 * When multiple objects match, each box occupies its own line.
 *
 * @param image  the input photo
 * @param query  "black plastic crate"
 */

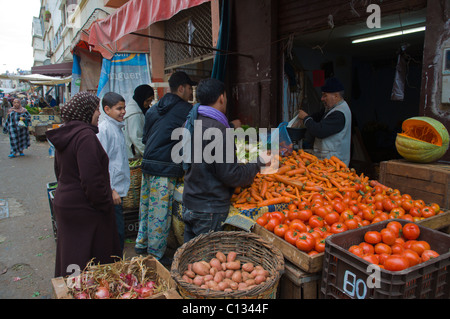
xmin=321 ymin=219 xmax=450 ymax=299
xmin=124 ymin=209 xmax=139 ymax=239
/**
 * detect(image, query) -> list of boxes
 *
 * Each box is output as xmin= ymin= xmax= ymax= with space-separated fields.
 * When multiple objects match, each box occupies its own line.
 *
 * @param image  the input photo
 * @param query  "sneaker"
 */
xmin=8 ymin=154 xmax=15 ymax=158
xmin=19 ymin=153 xmax=25 ymax=156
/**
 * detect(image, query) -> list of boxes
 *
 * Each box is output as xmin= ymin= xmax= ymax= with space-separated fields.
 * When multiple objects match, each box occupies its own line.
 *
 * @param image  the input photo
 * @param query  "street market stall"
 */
xmin=49 ymin=117 xmax=450 ymax=300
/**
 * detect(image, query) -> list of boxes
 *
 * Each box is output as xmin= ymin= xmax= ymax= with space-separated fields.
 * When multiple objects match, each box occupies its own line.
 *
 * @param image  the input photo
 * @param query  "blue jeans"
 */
xmin=114 ymin=202 xmax=124 ymax=254
xmin=182 ymin=208 xmax=228 ymax=243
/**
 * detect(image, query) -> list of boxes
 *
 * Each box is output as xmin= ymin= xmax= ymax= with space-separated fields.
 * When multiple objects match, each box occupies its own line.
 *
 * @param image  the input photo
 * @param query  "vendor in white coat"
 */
xmin=123 ymin=85 xmax=155 ymax=158
xmin=297 ymin=77 xmax=352 ymax=166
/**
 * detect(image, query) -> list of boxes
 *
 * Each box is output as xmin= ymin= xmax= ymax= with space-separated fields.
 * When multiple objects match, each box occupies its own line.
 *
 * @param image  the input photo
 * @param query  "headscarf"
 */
xmin=133 ymin=85 xmax=154 ymax=114
xmin=61 ymin=92 xmax=100 ymax=124
xmin=9 ymin=98 xmax=27 ymax=114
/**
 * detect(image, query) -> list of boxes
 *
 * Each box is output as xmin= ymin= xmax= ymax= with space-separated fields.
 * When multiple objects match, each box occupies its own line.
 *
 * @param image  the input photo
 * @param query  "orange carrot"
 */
xmin=257 ymin=196 xmax=291 ymax=207
xmin=276 ymin=165 xmax=295 ymax=175
xmin=286 ymin=168 xmax=306 ymax=176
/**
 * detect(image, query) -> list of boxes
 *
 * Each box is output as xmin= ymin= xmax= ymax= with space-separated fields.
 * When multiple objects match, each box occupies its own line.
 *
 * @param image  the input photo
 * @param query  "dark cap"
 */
xmin=168 ymin=71 xmax=197 ymax=90
xmin=321 ymin=77 xmax=344 ymax=93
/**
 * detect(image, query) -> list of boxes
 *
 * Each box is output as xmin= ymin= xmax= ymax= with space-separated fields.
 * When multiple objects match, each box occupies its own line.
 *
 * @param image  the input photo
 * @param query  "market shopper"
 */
xmin=2 ymin=98 xmax=31 ymax=157
xmin=97 ymin=92 xmax=131 ymax=254
xmin=123 ymin=84 xmax=154 ymax=158
xmin=1 ymin=98 xmax=11 ymax=124
xmin=134 ymin=71 xmax=196 ymax=264
xmin=182 ymin=78 xmax=269 ymax=242
xmin=297 ymin=77 xmax=352 ymax=166
xmin=46 ymin=92 xmax=121 ymax=277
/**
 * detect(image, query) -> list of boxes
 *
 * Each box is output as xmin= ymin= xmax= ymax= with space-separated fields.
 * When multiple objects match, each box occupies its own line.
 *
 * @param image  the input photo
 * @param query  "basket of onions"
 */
xmin=56 ymin=255 xmax=178 ymax=299
xmin=170 ymin=231 xmax=284 ymax=299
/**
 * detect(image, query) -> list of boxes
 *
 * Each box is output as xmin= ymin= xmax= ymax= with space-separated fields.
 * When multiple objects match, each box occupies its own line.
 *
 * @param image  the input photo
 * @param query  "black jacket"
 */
xmin=183 ymin=115 xmax=264 ymax=213
xmin=141 ymin=93 xmax=192 ymax=177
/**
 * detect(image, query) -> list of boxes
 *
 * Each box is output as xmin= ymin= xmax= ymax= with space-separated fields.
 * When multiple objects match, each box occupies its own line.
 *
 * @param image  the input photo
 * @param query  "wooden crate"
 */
xmin=379 ymin=159 xmax=450 ymax=209
xmin=278 ymin=260 xmax=321 ymax=299
xmin=51 ymin=256 xmax=181 ymax=299
xmin=252 ymin=224 xmax=323 ymax=273
xmin=252 ymin=210 xmax=450 ymax=273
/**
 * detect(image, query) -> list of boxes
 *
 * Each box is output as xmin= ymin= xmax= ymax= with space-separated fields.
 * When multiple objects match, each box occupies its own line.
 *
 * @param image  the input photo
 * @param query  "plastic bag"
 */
xmin=18 ymin=120 xmax=26 ymax=127
xmin=270 ymin=122 xmax=293 ymax=157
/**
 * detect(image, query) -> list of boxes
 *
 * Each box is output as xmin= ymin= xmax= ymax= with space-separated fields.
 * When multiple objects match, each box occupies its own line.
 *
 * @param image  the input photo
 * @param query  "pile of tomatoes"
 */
xmin=349 ymin=221 xmax=440 ymax=271
xmin=255 ymin=182 xmax=443 ymax=256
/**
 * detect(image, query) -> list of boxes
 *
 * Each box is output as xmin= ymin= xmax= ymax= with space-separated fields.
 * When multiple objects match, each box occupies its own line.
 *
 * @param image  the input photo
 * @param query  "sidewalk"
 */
xmin=0 ymin=132 xmax=56 ymax=298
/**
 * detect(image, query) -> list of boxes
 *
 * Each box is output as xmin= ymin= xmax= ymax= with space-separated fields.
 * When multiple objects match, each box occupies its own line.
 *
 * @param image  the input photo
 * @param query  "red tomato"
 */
xmin=362 ymin=208 xmax=376 ymax=221
xmin=298 ymin=209 xmax=313 ymax=222
xmin=386 ymin=221 xmax=402 ymax=237
xmin=364 ymin=231 xmax=382 ymax=245
xmin=408 ymin=206 xmax=421 ymax=217
xmin=401 ymin=199 xmax=414 ymax=211
xmin=295 ymin=232 xmax=315 ymax=252
xmin=284 ymin=229 xmax=299 ymax=246
xmin=330 ymin=222 xmax=348 ymax=234
xmin=421 ymin=250 xmax=440 ymax=262
xmin=273 ymin=223 xmax=289 ymax=238
xmin=378 ymin=253 xmax=390 ymax=265
xmin=402 ymin=249 xmax=421 ymax=267
xmin=384 ymin=255 xmax=410 ymax=271
xmin=430 ymin=203 xmax=440 ymax=214
xmin=413 ymin=199 xmax=425 ymax=209
xmin=287 ymin=209 xmax=300 ymax=221
xmin=374 ymin=243 xmax=392 ymax=255
xmin=410 ymin=241 xmax=431 ymax=257
xmin=382 ymin=198 xmax=398 ymax=212
xmin=256 ymin=216 xmax=268 ymax=227
xmin=312 ymin=205 xmax=328 ymax=218
xmin=380 ymin=228 xmax=397 ymax=245
xmin=271 ymin=211 xmax=286 ymax=223
xmin=359 ymin=242 xmax=374 ymax=255
xmin=391 ymin=243 xmax=404 ymax=255
xmin=264 ymin=217 xmax=280 ymax=232
xmin=349 ymin=245 xmax=364 ymax=257
xmin=314 ymin=238 xmax=326 ymax=253
xmin=362 ymin=254 xmax=379 ymax=265
xmin=308 ymin=215 xmax=324 ymax=228
xmin=289 ymin=219 xmax=307 ymax=233
xmin=402 ymin=223 xmax=420 ymax=240
xmin=324 ymin=212 xmax=340 ymax=225
xmin=344 ymin=218 xmax=359 ymax=230
xmin=420 ymin=206 xmax=436 ymax=218
xmin=333 ymin=201 xmax=345 ymax=214
xmin=340 ymin=210 xmax=354 ymax=222
xmin=389 ymin=207 xmax=405 ymax=219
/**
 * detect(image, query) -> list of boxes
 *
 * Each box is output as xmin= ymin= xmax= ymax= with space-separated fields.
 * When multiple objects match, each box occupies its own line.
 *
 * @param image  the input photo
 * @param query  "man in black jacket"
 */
xmin=182 ymin=78 xmax=268 ymax=242
xmin=135 ymin=71 xmax=196 ymax=264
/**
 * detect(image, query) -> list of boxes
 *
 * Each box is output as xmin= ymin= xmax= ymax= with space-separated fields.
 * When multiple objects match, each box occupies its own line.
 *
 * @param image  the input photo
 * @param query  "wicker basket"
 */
xmin=170 ymin=231 xmax=284 ymax=299
xmin=123 ymin=160 xmax=142 ymax=210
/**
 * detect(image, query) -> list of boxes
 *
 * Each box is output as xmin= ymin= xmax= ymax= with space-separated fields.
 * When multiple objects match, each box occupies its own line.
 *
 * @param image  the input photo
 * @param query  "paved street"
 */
xmin=0 ymin=131 xmax=56 ymax=298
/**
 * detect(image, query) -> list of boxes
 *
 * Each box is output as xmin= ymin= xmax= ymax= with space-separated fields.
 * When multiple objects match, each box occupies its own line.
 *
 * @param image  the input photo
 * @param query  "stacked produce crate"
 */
xmin=229 ymin=150 xmax=450 ymax=299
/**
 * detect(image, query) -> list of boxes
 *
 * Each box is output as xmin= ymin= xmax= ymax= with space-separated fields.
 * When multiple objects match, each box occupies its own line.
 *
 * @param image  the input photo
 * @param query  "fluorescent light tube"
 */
xmin=352 ymin=26 xmax=426 ymax=44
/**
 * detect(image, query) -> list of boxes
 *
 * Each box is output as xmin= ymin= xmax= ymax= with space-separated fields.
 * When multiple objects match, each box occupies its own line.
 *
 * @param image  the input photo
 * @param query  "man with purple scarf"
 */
xmin=182 ymin=78 xmax=268 ymax=242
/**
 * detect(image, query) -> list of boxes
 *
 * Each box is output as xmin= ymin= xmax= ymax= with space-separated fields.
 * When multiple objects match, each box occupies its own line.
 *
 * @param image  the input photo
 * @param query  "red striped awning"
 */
xmin=88 ymin=0 xmax=211 ymax=46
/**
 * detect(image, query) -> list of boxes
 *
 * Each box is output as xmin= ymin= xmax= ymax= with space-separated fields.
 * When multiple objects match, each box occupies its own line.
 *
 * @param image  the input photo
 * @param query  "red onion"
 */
xmin=95 ymin=287 xmax=110 ymax=299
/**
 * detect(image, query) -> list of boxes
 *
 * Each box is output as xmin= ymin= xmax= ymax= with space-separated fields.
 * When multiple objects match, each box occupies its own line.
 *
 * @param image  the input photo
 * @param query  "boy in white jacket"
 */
xmin=97 ymin=92 xmax=131 ymax=253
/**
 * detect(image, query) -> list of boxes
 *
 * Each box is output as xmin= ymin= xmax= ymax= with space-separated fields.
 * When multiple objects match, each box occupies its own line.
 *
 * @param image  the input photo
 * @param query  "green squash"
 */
xmin=395 ymin=116 xmax=449 ymax=163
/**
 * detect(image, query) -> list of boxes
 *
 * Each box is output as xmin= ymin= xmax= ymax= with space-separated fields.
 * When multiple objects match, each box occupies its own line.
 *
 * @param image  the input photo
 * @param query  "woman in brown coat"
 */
xmin=46 ymin=92 xmax=121 ymax=277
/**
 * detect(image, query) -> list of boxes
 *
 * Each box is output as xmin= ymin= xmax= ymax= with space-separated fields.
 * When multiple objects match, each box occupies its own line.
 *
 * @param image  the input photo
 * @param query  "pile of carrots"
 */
xmin=231 ymin=150 xmax=369 ymax=211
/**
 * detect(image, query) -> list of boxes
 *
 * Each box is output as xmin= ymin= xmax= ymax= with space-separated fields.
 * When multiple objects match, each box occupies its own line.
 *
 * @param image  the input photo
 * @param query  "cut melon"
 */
xmin=395 ymin=116 xmax=449 ymax=163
